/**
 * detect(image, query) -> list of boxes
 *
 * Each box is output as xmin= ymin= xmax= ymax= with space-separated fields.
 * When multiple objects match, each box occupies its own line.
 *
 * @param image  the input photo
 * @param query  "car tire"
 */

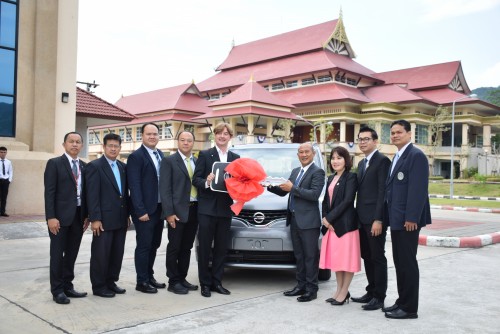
xmin=318 ymin=268 xmax=331 ymax=281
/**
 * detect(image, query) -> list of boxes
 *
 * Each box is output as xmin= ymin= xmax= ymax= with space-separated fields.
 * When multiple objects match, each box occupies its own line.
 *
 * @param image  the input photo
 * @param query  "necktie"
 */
xmin=1 ymin=160 xmax=4 ymax=175
xmin=152 ymin=151 xmax=161 ymax=173
xmin=111 ymin=162 xmax=122 ymax=194
xmin=71 ymin=160 xmax=78 ymax=178
xmin=290 ymin=169 xmax=304 ymax=212
xmin=390 ymin=153 xmax=399 ymax=175
xmin=185 ymin=157 xmax=197 ymax=198
xmin=361 ymin=158 xmax=368 ymax=178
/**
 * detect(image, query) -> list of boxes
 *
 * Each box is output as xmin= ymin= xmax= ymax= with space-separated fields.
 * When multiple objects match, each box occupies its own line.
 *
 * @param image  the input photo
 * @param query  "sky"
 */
xmin=77 ymin=0 xmax=500 ymax=104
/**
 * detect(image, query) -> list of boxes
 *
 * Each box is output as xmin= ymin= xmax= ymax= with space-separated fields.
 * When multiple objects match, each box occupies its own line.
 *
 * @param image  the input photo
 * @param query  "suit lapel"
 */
xmin=62 ymin=154 xmax=77 ymax=185
xmin=175 ymin=153 xmax=190 ymax=178
xmin=101 ymin=156 xmax=121 ymax=194
xmin=387 ymin=144 xmax=412 ymax=185
xmin=330 ymin=173 xmax=344 ymax=207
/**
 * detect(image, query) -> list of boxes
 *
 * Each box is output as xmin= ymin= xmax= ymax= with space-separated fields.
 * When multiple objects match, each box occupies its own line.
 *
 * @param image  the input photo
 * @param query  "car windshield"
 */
xmin=230 ymin=147 xmax=322 ymax=179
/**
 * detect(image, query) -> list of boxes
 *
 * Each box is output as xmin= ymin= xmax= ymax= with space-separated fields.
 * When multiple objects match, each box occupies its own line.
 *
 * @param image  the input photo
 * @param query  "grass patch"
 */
xmin=430 ymin=198 xmax=500 ymax=209
xmin=428 ymin=182 xmax=500 ymax=197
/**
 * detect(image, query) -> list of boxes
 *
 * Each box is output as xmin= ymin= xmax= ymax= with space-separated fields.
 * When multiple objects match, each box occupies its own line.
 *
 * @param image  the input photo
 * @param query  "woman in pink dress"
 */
xmin=319 ymin=146 xmax=360 ymax=306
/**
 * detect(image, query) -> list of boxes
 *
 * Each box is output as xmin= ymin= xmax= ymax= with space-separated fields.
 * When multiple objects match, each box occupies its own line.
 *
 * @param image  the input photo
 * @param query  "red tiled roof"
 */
xmin=210 ymin=79 xmax=295 ymax=109
xmin=115 ymin=83 xmax=211 ymax=115
xmin=416 ymin=88 xmax=478 ymax=105
xmin=198 ymin=50 xmax=377 ymax=92
xmin=362 ymin=84 xmax=427 ymax=104
xmin=273 ymin=82 xmax=371 ymax=106
xmin=89 ymin=112 xmax=206 ymax=130
xmin=217 ymin=20 xmax=338 ymax=70
xmin=194 ymin=106 xmax=301 ymax=120
xmin=373 ymin=61 xmax=461 ymax=90
xmin=76 ymin=87 xmax=135 ymax=121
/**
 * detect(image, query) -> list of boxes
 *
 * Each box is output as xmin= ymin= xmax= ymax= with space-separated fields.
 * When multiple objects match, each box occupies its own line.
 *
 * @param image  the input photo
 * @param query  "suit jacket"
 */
xmin=323 ymin=172 xmax=358 ymax=237
xmin=85 ymin=156 xmax=129 ymax=230
xmin=384 ymin=143 xmax=432 ymax=230
xmin=356 ymin=151 xmax=391 ymax=225
xmin=127 ymin=145 xmax=164 ymax=217
xmin=160 ymin=152 xmax=196 ymax=222
xmin=268 ymin=163 xmax=325 ymax=230
xmin=44 ymin=154 xmax=87 ymax=226
xmin=192 ymin=146 xmax=240 ymax=218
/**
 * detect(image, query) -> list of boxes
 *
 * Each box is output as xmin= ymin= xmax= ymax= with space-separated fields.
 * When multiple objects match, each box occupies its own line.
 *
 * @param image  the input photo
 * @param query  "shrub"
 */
xmin=463 ymin=167 xmax=478 ymax=179
xmin=473 ymin=173 xmax=487 ymax=183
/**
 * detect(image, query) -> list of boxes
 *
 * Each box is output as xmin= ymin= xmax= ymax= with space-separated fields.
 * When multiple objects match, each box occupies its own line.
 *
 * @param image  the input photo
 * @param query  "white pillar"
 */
xmin=483 ymin=125 xmax=491 ymax=153
xmin=340 ymin=121 xmax=346 ymax=143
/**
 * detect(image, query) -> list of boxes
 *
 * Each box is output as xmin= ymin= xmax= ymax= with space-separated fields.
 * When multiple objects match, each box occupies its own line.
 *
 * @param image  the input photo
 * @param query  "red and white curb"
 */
xmin=419 ymin=232 xmax=500 ymax=248
xmin=430 ymin=205 xmax=500 ymax=214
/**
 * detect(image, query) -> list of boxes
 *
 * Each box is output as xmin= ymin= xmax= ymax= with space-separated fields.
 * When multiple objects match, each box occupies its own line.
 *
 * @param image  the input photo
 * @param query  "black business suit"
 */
xmin=44 ymin=154 xmax=87 ymax=296
xmin=127 ymin=145 xmax=165 ymax=284
xmin=356 ymin=150 xmax=391 ymax=300
xmin=159 ymin=152 xmax=198 ymax=285
xmin=192 ymin=146 xmax=239 ymax=288
xmin=86 ymin=156 xmax=129 ymax=293
xmin=384 ymin=143 xmax=432 ymax=313
xmin=269 ymin=163 xmax=325 ymax=293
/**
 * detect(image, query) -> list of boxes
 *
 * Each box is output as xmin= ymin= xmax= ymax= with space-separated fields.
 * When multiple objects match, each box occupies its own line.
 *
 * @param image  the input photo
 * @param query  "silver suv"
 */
xmin=223 ymin=143 xmax=331 ymax=280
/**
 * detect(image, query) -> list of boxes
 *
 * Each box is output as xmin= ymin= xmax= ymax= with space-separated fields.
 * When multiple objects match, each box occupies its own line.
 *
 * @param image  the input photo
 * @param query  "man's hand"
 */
xmin=48 ymin=218 xmax=60 ymax=235
xmin=206 ymin=172 xmax=215 ymax=187
xmin=91 ymin=220 xmax=104 ymax=236
xmin=371 ymin=220 xmax=383 ymax=236
xmin=167 ymin=214 xmax=179 ymax=229
xmin=279 ymin=180 xmax=293 ymax=192
xmin=139 ymin=214 xmax=150 ymax=222
xmin=404 ymin=221 xmax=418 ymax=231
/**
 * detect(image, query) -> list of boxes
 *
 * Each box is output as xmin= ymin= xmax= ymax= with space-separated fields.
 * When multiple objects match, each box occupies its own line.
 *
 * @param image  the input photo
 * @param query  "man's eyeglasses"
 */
xmin=357 ymin=137 xmax=372 ymax=143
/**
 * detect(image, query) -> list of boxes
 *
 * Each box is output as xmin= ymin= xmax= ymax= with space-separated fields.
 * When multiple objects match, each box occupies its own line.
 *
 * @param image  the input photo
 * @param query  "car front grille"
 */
xmin=236 ymin=209 xmax=287 ymax=226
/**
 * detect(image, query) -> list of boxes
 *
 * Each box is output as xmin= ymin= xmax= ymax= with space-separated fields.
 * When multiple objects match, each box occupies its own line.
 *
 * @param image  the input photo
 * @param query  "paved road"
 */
xmin=1 ymin=219 xmax=499 ymax=334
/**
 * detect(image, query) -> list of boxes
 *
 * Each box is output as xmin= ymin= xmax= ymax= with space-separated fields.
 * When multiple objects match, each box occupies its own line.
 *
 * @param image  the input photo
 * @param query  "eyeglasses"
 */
xmin=357 ymin=137 xmax=373 ymax=143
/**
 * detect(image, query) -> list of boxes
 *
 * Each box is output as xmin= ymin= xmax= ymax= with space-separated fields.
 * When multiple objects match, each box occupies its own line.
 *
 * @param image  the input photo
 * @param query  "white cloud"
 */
xmin=421 ymin=0 xmax=500 ymax=21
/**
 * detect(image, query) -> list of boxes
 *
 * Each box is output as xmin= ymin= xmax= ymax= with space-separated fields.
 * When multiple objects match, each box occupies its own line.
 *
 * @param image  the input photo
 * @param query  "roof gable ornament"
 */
xmin=323 ymin=8 xmax=356 ymax=58
xmin=449 ymin=74 xmax=464 ymax=92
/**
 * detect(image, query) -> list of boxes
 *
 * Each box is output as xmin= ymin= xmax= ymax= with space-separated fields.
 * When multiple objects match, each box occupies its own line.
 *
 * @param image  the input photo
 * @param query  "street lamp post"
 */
xmin=450 ymin=93 xmax=477 ymax=199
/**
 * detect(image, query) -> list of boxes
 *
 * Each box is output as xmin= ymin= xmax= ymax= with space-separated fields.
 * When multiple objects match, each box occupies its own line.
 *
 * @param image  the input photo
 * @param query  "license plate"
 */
xmin=233 ymin=238 xmax=282 ymax=251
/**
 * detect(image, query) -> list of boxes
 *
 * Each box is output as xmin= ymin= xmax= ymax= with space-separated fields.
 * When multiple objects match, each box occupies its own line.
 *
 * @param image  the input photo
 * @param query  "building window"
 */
xmin=271 ymin=83 xmax=284 ymax=90
xmin=301 ymin=78 xmax=315 ymax=86
xmin=88 ymin=130 xmax=99 ymax=145
xmin=184 ymin=124 xmax=194 ymax=134
xmin=415 ymin=124 xmax=428 ymax=144
xmin=263 ymin=85 xmax=269 ymax=91
xmin=221 ymin=92 xmax=229 ymax=98
xmin=286 ymin=80 xmax=298 ymax=88
xmin=318 ymin=75 xmax=332 ymax=83
xmin=135 ymin=127 xmax=142 ymax=141
xmin=346 ymin=78 xmax=357 ymax=86
xmin=124 ymin=128 xmax=132 ymax=142
xmin=381 ymin=123 xmax=391 ymax=144
xmin=157 ymin=124 xmax=163 ymax=139
xmin=210 ymin=93 xmax=220 ymax=100
xmin=119 ymin=128 xmax=125 ymax=140
xmin=0 ymin=0 xmax=18 ymax=137
xmin=164 ymin=124 xmax=173 ymax=139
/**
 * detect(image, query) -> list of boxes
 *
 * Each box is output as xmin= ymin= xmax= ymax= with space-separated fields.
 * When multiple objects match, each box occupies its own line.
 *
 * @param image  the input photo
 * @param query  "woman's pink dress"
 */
xmin=319 ymin=175 xmax=361 ymax=272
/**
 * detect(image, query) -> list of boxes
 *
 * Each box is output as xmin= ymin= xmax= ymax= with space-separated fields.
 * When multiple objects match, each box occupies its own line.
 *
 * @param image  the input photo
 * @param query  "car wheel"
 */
xmin=318 ymin=268 xmax=331 ymax=281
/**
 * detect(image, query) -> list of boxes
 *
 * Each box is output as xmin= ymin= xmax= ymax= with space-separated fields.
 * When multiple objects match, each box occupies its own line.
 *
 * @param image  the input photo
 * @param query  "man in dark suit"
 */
xmin=44 ymin=132 xmax=89 ymax=304
xmin=351 ymin=127 xmax=391 ymax=311
xmin=193 ymin=122 xmax=240 ymax=298
xmin=160 ymin=131 xmax=199 ymax=295
xmin=268 ymin=142 xmax=325 ymax=302
xmin=383 ymin=120 xmax=431 ymax=319
xmin=86 ymin=133 xmax=130 ymax=298
xmin=127 ymin=123 xmax=166 ymax=294
xmin=0 ymin=146 xmax=13 ymax=217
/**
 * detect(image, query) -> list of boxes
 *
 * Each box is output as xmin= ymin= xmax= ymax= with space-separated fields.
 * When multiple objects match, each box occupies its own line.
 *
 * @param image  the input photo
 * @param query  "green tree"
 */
xmin=428 ymin=105 xmax=450 ymax=175
xmin=485 ymin=88 xmax=500 ymax=106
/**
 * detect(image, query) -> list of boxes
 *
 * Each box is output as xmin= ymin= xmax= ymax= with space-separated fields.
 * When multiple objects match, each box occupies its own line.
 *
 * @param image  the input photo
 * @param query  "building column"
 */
xmin=247 ymin=116 xmax=255 ymax=144
xmin=340 ymin=121 xmax=346 ymax=143
xmin=461 ymin=124 xmax=469 ymax=148
xmin=410 ymin=122 xmax=416 ymax=143
xmin=483 ymin=124 xmax=491 ymax=153
xmin=266 ymin=118 xmax=273 ymax=142
xmin=428 ymin=125 xmax=433 ymax=145
xmin=354 ymin=123 xmax=360 ymax=138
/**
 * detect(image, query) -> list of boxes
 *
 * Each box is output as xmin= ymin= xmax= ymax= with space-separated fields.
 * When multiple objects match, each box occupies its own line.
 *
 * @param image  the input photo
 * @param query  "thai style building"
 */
xmin=88 ymin=14 xmax=500 ymax=178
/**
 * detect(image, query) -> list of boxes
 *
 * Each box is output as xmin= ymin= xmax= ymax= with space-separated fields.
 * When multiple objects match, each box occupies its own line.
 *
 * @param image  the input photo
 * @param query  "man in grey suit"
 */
xmin=351 ymin=127 xmax=391 ymax=310
xmin=268 ymin=142 xmax=325 ymax=302
xmin=160 ymin=131 xmax=199 ymax=295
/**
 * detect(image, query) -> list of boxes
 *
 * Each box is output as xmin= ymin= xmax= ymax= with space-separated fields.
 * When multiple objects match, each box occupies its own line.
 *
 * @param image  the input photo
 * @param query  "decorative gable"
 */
xmin=323 ymin=9 xmax=355 ymax=58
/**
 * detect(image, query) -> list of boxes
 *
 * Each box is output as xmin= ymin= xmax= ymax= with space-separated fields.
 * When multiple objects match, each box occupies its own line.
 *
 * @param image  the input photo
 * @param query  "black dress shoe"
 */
xmin=201 ymin=285 xmax=211 ymax=297
xmin=93 ymin=288 xmax=116 ymax=298
xmin=53 ymin=292 xmax=70 ymax=304
xmin=211 ymin=284 xmax=230 ymax=295
xmin=283 ymin=286 xmax=306 ymax=297
xmin=150 ymin=277 xmax=166 ymax=289
xmin=362 ymin=297 xmax=384 ymax=311
xmin=168 ymin=282 xmax=189 ymax=295
xmin=181 ymin=279 xmax=199 ymax=291
xmin=385 ymin=308 xmax=418 ymax=319
xmin=64 ymin=288 xmax=87 ymax=298
xmin=351 ymin=292 xmax=372 ymax=303
xmin=297 ymin=292 xmax=317 ymax=302
xmin=382 ymin=303 xmax=399 ymax=312
xmin=1 ymin=213 xmax=9 ymax=217
xmin=108 ymin=284 xmax=126 ymax=294
xmin=136 ymin=282 xmax=158 ymax=294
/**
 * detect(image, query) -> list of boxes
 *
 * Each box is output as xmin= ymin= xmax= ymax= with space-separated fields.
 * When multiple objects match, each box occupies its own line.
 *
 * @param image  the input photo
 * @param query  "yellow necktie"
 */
xmin=185 ymin=157 xmax=197 ymax=198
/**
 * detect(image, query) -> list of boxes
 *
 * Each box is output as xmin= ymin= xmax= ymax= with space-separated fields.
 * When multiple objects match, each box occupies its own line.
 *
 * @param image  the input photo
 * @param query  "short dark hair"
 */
xmin=141 ymin=122 xmax=159 ymax=134
xmin=0 ymin=146 xmax=7 ymax=151
xmin=63 ymin=132 xmax=83 ymax=142
xmin=328 ymin=146 xmax=353 ymax=172
xmin=358 ymin=126 xmax=378 ymax=140
xmin=176 ymin=130 xmax=195 ymax=141
xmin=103 ymin=133 xmax=122 ymax=145
xmin=390 ymin=120 xmax=411 ymax=132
